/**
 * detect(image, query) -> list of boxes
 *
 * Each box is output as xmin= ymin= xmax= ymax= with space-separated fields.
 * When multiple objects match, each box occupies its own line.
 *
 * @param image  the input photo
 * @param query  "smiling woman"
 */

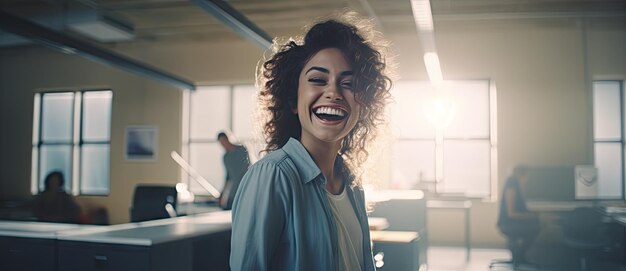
xmin=296 ymin=48 xmax=362 ymax=162
xmin=230 ymin=12 xmax=392 ymax=271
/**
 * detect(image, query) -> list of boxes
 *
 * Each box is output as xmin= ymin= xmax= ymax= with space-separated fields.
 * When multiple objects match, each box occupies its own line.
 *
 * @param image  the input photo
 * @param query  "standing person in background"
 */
xmin=33 ymin=171 xmax=81 ymax=223
xmin=217 ymin=132 xmax=250 ymax=210
xmin=230 ymin=12 xmax=392 ymax=271
xmin=497 ymin=166 xmax=541 ymax=265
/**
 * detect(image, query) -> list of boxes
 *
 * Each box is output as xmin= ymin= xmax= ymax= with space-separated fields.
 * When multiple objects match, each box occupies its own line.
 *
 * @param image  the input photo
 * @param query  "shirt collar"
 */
xmin=282 ymin=137 xmax=353 ymax=187
xmin=282 ymin=138 xmax=321 ymax=183
xmin=282 ymin=137 xmax=350 ymax=185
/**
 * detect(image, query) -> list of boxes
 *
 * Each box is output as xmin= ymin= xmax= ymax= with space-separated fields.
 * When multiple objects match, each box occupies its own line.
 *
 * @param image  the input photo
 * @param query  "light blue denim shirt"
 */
xmin=230 ymin=138 xmax=375 ymax=271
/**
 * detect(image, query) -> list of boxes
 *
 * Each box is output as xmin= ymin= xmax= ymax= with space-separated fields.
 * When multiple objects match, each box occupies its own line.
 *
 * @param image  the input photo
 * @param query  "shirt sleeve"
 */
xmin=230 ymin=161 xmax=291 ymax=271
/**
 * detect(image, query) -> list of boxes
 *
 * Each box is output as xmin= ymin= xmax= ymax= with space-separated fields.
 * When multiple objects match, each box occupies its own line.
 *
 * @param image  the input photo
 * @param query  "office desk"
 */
xmin=604 ymin=206 xmax=626 ymax=267
xmin=371 ymin=230 xmax=423 ymax=271
xmin=0 ymin=221 xmax=97 ymax=271
xmin=368 ymin=217 xmax=390 ymax=230
xmin=527 ymin=201 xmax=594 ymax=212
xmin=611 ymin=215 xmax=626 ymax=226
xmin=0 ymin=211 xmax=231 ymax=271
xmin=427 ymin=199 xmax=472 ymax=261
xmin=56 ymin=211 xmax=231 ymax=271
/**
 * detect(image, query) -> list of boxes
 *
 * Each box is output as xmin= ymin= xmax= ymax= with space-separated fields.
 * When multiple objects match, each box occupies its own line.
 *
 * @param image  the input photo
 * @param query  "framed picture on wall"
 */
xmin=125 ymin=126 xmax=158 ymax=161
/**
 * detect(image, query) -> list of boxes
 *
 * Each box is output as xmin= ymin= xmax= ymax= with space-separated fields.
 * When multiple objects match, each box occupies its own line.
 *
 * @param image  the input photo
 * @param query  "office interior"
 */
xmin=0 ymin=0 xmax=625 ymax=270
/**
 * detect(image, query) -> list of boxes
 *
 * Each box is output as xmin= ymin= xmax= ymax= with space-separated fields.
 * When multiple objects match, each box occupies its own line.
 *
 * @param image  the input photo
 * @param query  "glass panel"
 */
xmin=41 ymin=92 xmax=74 ymax=142
xmin=593 ymin=81 xmax=622 ymax=140
xmin=80 ymin=144 xmax=110 ymax=195
xmin=441 ymin=140 xmax=491 ymax=197
xmin=82 ymin=91 xmax=112 ymax=141
xmin=594 ymin=143 xmax=623 ymax=199
xmin=189 ymin=142 xmax=225 ymax=195
xmin=233 ymin=85 xmax=258 ymax=140
xmin=190 ymin=86 xmax=230 ymax=140
xmin=390 ymin=140 xmax=435 ymax=189
xmin=389 ymin=81 xmax=436 ymax=139
xmin=39 ymin=145 xmax=72 ymax=192
xmin=444 ymin=81 xmax=490 ymax=138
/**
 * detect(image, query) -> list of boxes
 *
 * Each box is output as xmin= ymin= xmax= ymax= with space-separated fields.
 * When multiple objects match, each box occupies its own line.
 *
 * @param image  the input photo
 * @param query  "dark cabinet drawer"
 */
xmin=58 ymin=241 xmax=150 ymax=271
xmin=0 ymin=236 xmax=56 ymax=271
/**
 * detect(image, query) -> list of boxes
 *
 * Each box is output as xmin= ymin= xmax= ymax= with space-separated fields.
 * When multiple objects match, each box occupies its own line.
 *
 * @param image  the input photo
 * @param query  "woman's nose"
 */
xmin=324 ymin=84 xmax=343 ymax=101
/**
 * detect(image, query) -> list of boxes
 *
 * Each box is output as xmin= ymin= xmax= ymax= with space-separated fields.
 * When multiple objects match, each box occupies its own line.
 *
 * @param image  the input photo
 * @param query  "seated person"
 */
xmin=497 ymin=166 xmax=540 ymax=265
xmin=33 ymin=171 xmax=81 ymax=223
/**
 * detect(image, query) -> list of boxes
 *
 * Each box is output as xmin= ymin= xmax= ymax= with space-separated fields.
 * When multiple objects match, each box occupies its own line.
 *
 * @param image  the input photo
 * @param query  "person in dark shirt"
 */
xmin=497 ymin=166 xmax=540 ymax=265
xmin=33 ymin=171 xmax=81 ymax=223
xmin=217 ymin=132 xmax=251 ymax=210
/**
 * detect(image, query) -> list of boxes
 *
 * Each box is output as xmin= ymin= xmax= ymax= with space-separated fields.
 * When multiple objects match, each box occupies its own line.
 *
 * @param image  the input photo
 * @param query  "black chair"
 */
xmin=130 ymin=185 xmax=178 ymax=222
xmin=489 ymin=233 xmax=539 ymax=271
xmin=560 ymin=207 xmax=612 ymax=271
xmin=490 ymin=218 xmax=541 ymax=271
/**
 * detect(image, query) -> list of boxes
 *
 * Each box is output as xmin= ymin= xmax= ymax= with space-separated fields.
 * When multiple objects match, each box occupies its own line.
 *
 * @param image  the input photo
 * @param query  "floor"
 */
xmin=428 ymin=246 xmax=510 ymax=271
xmin=427 ymin=246 xmax=626 ymax=271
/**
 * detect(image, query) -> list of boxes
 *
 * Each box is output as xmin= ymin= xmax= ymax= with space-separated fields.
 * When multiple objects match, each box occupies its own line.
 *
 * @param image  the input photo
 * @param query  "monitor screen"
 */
xmin=523 ymin=166 xmax=575 ymax=201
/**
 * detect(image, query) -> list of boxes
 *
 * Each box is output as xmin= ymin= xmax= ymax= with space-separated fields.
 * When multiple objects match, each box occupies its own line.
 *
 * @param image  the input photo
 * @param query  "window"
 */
xmin=182 ymin=85 xmax=259 ymax=195
xmin=592 ymin=80 xmax=624 ymax=199
xmin=183 ymin=82 xmax=496 ymax=198
xmin=31 ymin=90 xmax=112 ymax=195
xmin=388 ymin=80 xmax=497 ymax=198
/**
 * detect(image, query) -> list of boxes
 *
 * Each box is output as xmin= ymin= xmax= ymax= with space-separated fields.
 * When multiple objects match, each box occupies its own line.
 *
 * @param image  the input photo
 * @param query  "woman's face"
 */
xmin=295 ymin=48 xmax=361 ymax=147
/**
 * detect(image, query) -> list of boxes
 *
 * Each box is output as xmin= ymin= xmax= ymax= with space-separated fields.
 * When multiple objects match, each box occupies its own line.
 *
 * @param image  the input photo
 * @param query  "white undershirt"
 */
xmin=326 ymin=188 xmax=363 ymax=271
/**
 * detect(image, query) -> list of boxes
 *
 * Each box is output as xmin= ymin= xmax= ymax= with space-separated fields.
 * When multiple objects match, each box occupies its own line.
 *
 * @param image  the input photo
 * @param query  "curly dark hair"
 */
xmin=258 ymin=13 xmax=392 ymax=184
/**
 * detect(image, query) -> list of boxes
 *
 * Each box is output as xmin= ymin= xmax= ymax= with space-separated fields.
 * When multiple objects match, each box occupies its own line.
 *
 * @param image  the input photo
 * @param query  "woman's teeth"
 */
xmin=314 ymin=107 xmax=345 ymax=117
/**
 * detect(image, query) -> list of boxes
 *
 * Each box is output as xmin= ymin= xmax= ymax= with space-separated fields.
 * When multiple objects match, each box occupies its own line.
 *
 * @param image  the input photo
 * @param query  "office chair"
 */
xmin=489 ymin=232 xmax=539 ymax=271
xmin=560 ymin=207 xmax=611 ymax=271
xmin=129 ymin=185 xmax=178 ymax=222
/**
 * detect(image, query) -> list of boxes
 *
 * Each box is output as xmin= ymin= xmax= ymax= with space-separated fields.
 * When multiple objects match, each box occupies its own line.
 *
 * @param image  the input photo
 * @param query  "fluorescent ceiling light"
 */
xmin=423 ymin=52 xmax=443 ymax=83
xmin=66 ymin=10 xmax=134 ymax=42
xmin=410 ymin=0 xmax=434 ymax=32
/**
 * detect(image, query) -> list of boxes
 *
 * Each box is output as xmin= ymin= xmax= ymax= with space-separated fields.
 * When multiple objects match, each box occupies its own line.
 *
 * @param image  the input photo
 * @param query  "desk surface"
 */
xmin=0 ymin=211 xmax=231 ymax=246
xmin=368 ymin=217 xmax=390 ymax=231
xmin=0 ymin=221 xmax=96 ymax=239
xmin=527 ymin=201 xmax=594 ymax=212
xmin=370 ymin=230 xmax=419 ymax=243
xmin=427 ymin=199 xmax=472 ymax=209
xmin=57 ymin=211 xmax=231 ymax=246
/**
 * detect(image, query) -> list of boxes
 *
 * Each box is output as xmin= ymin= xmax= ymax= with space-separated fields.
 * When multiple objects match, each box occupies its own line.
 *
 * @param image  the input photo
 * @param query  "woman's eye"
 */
xmin=308 ymin=78 xmax=326 ymax=84
xmin=341 ymin=81 xmax=353 ymax=89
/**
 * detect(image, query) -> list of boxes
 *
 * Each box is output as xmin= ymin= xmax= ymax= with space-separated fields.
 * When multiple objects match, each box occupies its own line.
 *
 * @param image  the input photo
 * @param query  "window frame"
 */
xmin=183 ymin=81 xmax=497 ymax=199
xmin=31 ymin=88 xmax=112 ymax=196
xmin=591 ymin=80 xmax=625 ymax=200
xmin=389 ymin=80 xmax=498 ymax=200
xmin=182 ymin=84 xmax=259 ymax=195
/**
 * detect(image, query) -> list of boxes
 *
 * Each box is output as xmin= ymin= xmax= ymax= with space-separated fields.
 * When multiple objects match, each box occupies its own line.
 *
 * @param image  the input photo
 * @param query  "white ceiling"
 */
xmin=1 ymin=0 xmax=624 ymax=45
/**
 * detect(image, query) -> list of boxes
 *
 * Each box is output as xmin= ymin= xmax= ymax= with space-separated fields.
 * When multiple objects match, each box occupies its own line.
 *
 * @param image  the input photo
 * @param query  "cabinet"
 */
xmin=0 ymin=211 xmax=231 ymax=271
xmin=56 ymin=211 xmax=231 ymax=271
xmin=57 ymin=239 xmax=191 ymax=271
xmin=0 ymin=236 xmax=56 ymax=271
xmin=371 ymin=231 xmax=423 ymax=271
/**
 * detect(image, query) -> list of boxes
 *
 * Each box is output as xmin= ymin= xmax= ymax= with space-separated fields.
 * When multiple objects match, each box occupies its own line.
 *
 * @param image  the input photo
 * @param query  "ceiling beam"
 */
xmin=0 ymin=9 xmax=196 ymax=91
xmin=191 ymin=0 xmax=272 ymax=49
